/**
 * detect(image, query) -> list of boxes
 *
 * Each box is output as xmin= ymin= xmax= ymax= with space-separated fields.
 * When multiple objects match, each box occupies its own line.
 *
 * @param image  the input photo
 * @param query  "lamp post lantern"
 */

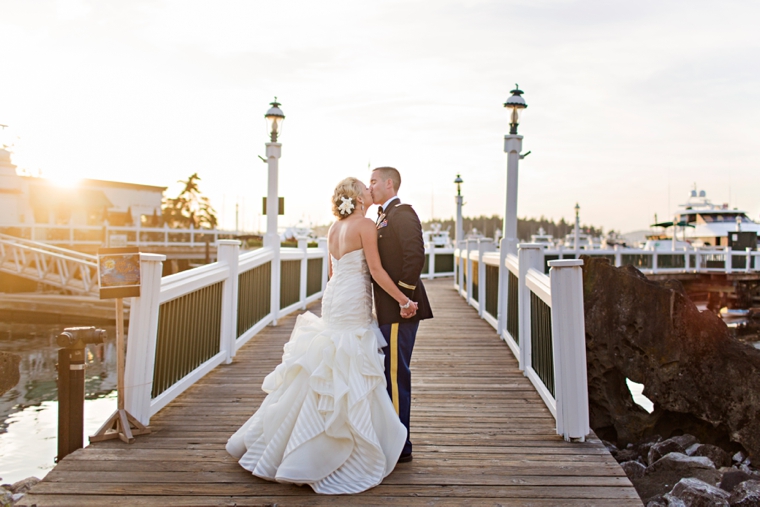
xmin=502 ymin=84 xmax=527 ymax=256
xmin=264 ymin=97 xmax=284 ymax=324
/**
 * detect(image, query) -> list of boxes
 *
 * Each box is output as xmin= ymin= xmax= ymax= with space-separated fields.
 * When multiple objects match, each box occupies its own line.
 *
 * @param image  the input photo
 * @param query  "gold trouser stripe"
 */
xmin=390 ymin=323 xmax=400 ymax=415
xmin=398 ymin=280 xmax=416 ymax=290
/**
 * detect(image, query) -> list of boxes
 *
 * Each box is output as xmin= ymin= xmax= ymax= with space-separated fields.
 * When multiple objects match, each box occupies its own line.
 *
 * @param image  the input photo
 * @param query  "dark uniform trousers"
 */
xmin=380 ymin=321 xmax=419 ymax=456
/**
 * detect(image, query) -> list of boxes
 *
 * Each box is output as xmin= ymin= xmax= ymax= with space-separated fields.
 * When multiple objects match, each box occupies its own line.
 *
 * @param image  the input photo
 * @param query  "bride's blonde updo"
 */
xmin=331 ymin=177 xmax=365 ymax=220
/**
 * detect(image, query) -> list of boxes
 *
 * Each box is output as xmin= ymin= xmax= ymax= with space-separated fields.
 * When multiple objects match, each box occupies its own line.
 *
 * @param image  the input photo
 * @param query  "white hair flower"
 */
xmin=338 ymin=196 xmax=355 ymax=216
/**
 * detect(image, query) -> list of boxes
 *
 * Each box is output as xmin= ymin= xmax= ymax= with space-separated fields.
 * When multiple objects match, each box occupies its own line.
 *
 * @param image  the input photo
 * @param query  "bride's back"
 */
xmin=328 ymin=217 xmax=365 ymax=259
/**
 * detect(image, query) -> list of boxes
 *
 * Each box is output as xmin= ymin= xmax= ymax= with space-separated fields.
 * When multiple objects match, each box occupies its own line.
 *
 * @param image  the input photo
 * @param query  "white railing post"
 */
xmin=517 ymin=243 xmax=544 ymax=372
xmin=318 ymin=238 xmax=329 ymax=291
xmin=298 ymin=238 xmax=308 ymax=309
xmin=457 ymin=241 xmax=465 ymax=296
xmin=477 ymin=239 xmax=494 ymax=317
xmin=725 ymin=246 xmax=732 ymax=274
xmin=466 ymin=239 xmax=475 ymax=304
xmin=217 ymin=240 xmax=241 ymax=364
xmin=163 ymin=223 xmax=169 ymax=246
xmin=429 ymin=246 xmax=436 ymax=279
xmin=497 ymin=237 xmax=509 ymax=336
xmin=746 ymin=247 xmax=751 ymax=274
xmin=548 ymin=258 xmax=589 ymax=442
xmin=613 ymin=244 xmax=622 ymax=267
xmin=652 ymin=251 xmax=658 ymax=274
xmin=190 ymin=224 xmax=195 ymax=246
xmin=124 ymin=253 xmax=166 ymax=426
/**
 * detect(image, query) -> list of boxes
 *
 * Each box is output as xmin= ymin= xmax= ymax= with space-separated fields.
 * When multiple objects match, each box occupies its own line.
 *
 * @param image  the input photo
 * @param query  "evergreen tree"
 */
xmin=161 ymin=173 xmax=218 ymax=229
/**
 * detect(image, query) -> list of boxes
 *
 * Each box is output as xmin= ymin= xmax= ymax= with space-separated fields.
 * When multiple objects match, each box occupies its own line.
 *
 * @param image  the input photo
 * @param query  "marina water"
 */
xmin=0 ymin=322 xmax=117 ymax=484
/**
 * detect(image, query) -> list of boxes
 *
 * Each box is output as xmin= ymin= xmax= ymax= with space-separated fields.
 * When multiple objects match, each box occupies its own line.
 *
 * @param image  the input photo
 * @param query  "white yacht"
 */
xmin=423 ymin=223 xmax=452 ymax=248
xmin=663 ymin=189 xmax=760 ymax=247
xmin=530 ymin=227 xmax=555 ymax=247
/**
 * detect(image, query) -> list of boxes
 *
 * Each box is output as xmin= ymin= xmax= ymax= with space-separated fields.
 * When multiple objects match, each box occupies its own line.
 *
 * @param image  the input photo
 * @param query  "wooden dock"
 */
xmin=22 ymin=279 xmax=641 ymax=506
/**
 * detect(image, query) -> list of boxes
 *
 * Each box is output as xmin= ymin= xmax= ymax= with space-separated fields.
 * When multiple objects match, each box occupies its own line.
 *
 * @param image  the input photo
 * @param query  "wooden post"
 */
xmin=90 ymin=298 xmax=150 ymax=443
xmin=218 ymin=240 xmax=241 ymax=364
xmin=517 ymin=244 xmax=544 ymax=372
xmin=548 ymin=258 xmax=589 ymax=442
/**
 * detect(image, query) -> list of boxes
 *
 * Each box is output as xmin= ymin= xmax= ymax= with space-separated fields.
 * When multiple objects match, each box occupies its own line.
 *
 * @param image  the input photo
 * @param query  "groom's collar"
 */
xmin=380 ymin=196 xmax=399 ymax=212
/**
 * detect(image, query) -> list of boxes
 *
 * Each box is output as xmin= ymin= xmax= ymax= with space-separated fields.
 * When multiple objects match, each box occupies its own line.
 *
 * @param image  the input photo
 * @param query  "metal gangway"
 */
xmin=0 ymin=233 xmax=99 ymax=296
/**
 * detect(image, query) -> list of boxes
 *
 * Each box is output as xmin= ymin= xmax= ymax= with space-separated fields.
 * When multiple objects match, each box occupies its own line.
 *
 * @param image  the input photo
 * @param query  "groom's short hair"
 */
xmin=373 ymin=166 xmax=401 ymax=192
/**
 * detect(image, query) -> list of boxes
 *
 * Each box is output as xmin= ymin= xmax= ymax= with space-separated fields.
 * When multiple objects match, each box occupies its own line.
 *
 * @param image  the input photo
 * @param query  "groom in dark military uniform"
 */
xmin=369 ymin=166 xmax=433 ymax=463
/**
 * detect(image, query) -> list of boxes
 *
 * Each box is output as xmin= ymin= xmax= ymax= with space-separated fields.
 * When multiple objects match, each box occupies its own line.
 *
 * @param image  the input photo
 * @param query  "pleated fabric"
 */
xmin=226 ymin=249 xmax=406 ymax=494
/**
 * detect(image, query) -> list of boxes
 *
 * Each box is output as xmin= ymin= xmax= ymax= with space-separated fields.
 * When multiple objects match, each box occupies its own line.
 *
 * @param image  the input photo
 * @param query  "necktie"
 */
xmin=377 ymin=207 xmax=383 ymax=217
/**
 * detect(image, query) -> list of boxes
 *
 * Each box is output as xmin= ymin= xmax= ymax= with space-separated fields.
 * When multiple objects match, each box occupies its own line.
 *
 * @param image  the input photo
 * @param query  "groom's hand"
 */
xmin=401 ymin=301 xmax=418 ymax=319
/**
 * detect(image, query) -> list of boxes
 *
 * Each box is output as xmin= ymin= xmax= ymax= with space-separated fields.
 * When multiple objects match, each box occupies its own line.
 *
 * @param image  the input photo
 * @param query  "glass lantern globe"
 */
xmin=265 ymin=98 xmax=285 ymax=142
xmin=504 ymin=85 xmax=527 ymax=135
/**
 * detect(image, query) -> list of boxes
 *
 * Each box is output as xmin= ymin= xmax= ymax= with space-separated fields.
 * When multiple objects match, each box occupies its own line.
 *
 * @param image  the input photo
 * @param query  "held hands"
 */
xmin=400 ymin=299 xmax=418 ymax=319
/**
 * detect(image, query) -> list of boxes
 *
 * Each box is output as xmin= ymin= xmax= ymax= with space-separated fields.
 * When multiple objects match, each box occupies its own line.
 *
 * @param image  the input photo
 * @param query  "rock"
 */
xmin=721 ymin=469 xmax=753 ymax=492
xmin=646 ymin=496 xmax=669 ymax=507
xmin=670 ymin=434 xmax=699 ymax=450
xmin=686 ymin=443 xmax=701 ymax=456
xmin=632 ymin=453 xmax=721 ymax=503
xmin=621 ymin=460 xmax=647 ymax=480
xmin=665 ymin=477 xmax=730 ymax=506
xmin=649 ymin=439 xmax=686 ymax=466
xmin=692 ymin=444 xmax=732 ymax=468
xmin=10 ymin=477 xmax=39 ymax=494
xmin=729 ymin=480 xmax=760 ymax=506
xmin=582 ymin=257 xmax=760 ymax=460
xmin=0 ymin=352 xmax=21 ymax=397
xmin=603 ymin=439 xmax=619 ymax=454
xmin=11 ymin=492 xmax=24 ymax=503
xmin=615 ymin=447 xmax=642 ymax=463
xmin=0 ymin=488 xmax=12 ymax=507
xmin=736 ymin=452 xmax=748 ymax=464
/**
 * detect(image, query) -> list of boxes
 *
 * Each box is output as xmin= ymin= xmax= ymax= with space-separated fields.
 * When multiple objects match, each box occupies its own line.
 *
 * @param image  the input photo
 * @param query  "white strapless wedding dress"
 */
xmin=226 ymin=249 xmax=406 ymax=494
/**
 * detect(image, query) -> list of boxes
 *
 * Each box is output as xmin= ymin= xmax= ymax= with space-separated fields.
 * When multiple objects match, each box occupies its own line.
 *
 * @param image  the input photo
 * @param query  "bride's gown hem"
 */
xmin=226 ymin=249 xmax=406 ymax=495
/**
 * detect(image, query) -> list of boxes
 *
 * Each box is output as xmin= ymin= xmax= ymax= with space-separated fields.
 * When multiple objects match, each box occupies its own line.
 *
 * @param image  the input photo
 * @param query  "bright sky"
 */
xmin=2 ymin=0 xmax=758 ymax=234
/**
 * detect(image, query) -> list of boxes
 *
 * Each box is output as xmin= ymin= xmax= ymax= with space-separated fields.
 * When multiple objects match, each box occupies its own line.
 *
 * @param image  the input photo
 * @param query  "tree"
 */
xmin=161 ymin=173 xmax=218 ymax=229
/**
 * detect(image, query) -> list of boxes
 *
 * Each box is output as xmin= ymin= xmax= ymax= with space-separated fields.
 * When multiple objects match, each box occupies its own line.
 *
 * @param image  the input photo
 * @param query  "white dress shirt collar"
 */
xmin=380 ymin=196 xmax=399 ymax=212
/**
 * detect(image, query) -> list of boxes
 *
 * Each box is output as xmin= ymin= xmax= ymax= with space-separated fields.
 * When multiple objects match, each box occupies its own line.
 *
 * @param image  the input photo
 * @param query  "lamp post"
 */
xmin=502 ymin=85 xmax=527 ymax=255
xmin=573 ymin=203 xmax=580 ymax=252
xmin=454 ymin=174 xmax=464 ymax=290
xmin=264 ymin=98 xmax=284 ymax=324
xmin=498 ymin=85 xmax=527 ymax=337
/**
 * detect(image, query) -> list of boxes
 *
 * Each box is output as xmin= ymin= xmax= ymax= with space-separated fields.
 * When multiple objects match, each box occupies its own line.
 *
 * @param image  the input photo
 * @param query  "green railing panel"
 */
xmin=153 ymin=281 xmax=223 ymax=398
xmin=530 ymin=292 xmax=554 ymax=397
xmin=471 ymin=260 xmax=479 ymax=302
xmin=237 ymin=262 xmax=272 ymax=337
xmin=280 ymin=260 xmax=301 ymax=309
xmin=484 ymin=264 xmax=499 ymax=318
xmin=306 ymin=258 xmax=322 ymax=297
xmin=506 ymin=271 xmax=519 ymax=343
xmin=434 ymin=253 xmax=454 ymax=273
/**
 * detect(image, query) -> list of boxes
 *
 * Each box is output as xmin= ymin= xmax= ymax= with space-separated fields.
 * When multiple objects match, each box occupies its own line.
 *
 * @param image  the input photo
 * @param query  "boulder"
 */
xmin=615 ymin=447 xmax=642 ymax=463
xmin=632 ymin=453 xmax=720 ymax=503
xmin=0 ymin=487 xmax=12 ymax=507
xmin=0 ymin=352 xmax=20 ymax=396
xmin=721 ymin=469 xmax=753 ymax=492
xmin=621 ymin=460 xmax=646 ymax=480
xmin=730 ymin=480 xmax=760 ymax=506
xmin=645 ymin=496 xmax=669 ymax=507
xmin=582 ymin=257 xmax=760 ymax=460
xmin=692 ymin=444 xmax=732 ymax=468
xmin=10 ymin=477 xmax=39 ymax=495
xmin=670 ymin=434 xmax=699 ymax=450
xmin=665 ymin=477 xmax=730 ymax=506
xmin=649 ymin=439 xmax=686 ymax=466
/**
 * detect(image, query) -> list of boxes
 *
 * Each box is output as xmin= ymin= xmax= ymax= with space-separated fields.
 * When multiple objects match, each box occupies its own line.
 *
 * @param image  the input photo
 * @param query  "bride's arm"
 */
xmin=359 ymin=219 xmax=416 ymax=308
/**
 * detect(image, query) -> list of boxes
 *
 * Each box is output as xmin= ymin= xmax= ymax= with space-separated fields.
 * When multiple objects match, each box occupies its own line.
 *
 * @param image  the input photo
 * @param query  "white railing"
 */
xmin=454 ymin=241 xmax=590 ymax=442
xmin=542 ymin=245 xmax=760 ymax=275
xmin=124 ymin=239 xmax=329 ymax=426
xmin=420 ymin=246 xmax=456 ymax=279
xmin=0 ymin=222 xmax=238 ymax=248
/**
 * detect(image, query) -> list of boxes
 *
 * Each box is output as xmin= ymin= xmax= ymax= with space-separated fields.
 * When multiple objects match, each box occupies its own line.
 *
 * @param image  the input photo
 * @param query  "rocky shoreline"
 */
xmin=0 ymin=477 xmax=39 ymax=507
xmin=606 ymin=433 xmax=760 ymax=505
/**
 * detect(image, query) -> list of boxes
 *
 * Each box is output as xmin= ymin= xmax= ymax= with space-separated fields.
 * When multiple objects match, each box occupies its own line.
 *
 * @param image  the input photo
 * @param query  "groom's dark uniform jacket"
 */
xmin=372 ymin=201 xmax=433 ymax=325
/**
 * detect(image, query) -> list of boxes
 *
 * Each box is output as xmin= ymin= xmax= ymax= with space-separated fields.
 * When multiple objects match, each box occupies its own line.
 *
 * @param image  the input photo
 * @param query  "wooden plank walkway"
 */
xmin=22 ymin=279 xmax=641 ymax=506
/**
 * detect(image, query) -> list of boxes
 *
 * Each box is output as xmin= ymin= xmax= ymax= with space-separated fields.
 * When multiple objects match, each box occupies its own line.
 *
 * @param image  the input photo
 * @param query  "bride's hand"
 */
xmin=401 ymin=301 xmax=418 ymax=319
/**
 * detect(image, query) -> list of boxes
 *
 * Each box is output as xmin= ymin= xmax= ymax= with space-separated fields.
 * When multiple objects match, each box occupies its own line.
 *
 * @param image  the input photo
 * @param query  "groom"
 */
xmin=369 ymin=166 xmax=433 ymax=463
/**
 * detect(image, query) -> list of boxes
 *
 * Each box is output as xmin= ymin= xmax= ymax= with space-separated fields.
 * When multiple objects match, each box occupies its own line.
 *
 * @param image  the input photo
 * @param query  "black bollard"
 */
xmin=56 ymin=326 xmax=106 ymax=462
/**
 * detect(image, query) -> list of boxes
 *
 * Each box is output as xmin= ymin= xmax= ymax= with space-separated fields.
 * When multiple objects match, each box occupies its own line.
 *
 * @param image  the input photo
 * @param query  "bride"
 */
xmin=226 ymin=177 xmax=418 ymax=494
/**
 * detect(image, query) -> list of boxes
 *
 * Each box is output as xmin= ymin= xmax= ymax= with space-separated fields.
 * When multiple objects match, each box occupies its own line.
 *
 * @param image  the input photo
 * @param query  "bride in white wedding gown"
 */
xmin=226 ymin=177 xmax=418 ymax=494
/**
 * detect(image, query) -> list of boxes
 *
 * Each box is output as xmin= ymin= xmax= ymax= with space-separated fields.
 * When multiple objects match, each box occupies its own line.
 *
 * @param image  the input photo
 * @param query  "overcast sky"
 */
xmin=1 ymin=0 xmax=758 ymax=234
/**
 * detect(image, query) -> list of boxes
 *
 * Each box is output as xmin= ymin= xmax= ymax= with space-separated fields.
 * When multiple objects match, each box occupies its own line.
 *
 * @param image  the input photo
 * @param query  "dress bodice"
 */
xmin=321 ymin=249 xmax=373 ymax=329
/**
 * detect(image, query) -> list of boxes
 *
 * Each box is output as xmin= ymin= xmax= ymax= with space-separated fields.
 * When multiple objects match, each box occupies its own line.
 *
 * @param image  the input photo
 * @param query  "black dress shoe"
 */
xmin=398 ymin=453 xmax=413 ymax=463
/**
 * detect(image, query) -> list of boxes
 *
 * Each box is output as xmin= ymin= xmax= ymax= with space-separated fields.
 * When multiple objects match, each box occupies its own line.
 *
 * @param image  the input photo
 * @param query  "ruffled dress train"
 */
xmin=226 ymin=249 xmax=406 ymax=494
